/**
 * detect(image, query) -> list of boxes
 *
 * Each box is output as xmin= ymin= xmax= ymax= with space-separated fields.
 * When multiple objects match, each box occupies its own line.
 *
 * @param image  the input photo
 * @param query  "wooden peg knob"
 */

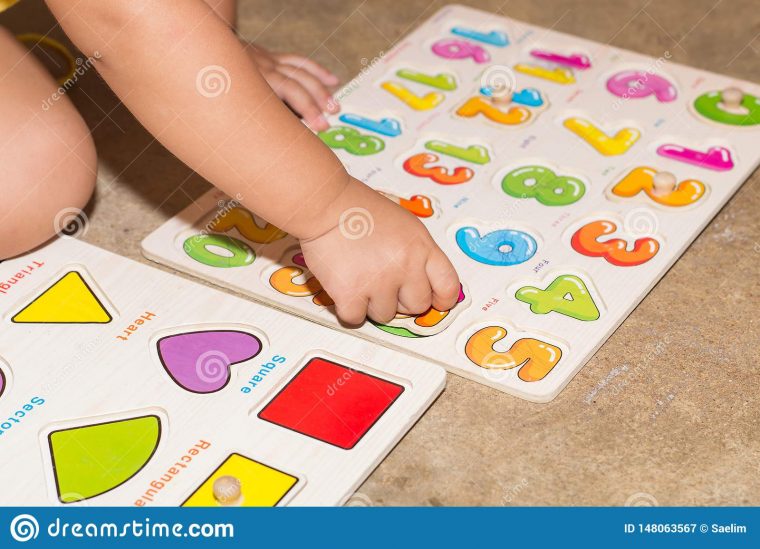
xmin=721 ymin=87 xmax=744 ymax=109
xmin=489 ymin=83 xmax=513 ymax=105
xmin=652 ymin=171 xmax=677 ymax=195
xmin=213 ymin=475 xmax=242 ymax=505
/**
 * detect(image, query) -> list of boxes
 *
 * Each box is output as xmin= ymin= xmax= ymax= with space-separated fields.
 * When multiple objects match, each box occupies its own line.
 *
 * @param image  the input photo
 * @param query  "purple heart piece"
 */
xmin=157 ymin=330 xmax=262 ymax=393
xmin=0 ymin=368 xmax=5 ymax=399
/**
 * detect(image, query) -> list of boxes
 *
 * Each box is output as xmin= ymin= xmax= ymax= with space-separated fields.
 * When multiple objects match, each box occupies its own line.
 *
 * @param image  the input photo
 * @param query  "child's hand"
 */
xmin=244 ymin=43 xmax=339 ymax=131
xmin=299 ymin=178 xmax=461 ymax=325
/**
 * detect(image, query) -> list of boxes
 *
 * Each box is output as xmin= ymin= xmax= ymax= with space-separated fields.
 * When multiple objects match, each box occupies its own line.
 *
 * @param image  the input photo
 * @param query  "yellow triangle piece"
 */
xmin=12 ymin=271 xmax=112 ymax=324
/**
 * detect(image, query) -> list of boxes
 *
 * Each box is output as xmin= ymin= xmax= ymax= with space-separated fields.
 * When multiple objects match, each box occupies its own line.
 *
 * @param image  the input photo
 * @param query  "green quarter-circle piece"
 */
xmin=49 ymin=415 xmax=161 ymax=503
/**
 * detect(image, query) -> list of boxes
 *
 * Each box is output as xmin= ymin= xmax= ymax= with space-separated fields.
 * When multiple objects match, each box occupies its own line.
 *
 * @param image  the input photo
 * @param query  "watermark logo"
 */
xmin=345 ymin=492 xmax=373 ymax=506
xmin=10 ymin=514 xmax=39 ymax=543
xmin=480 ymin=64 xmax=516 ymax=99
xmin=196 ymin=65 xmax=231 ymax=98
xmin=624 ymin=492 xmax=659 ymax=507
xmin=338 ymin=207 xmax=374 ymax=240
xmin=53 ymin=207 xmax=89 ymax=239
xmin=195 ymin=350 xmax=230 ymax=384
xmin=624 ymin=207 xmax=659 ymax=237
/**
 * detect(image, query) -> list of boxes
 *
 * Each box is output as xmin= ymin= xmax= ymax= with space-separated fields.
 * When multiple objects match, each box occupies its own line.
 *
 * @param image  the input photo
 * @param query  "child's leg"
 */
xmin=0 ymin=27 xmax=97 ymax=259
xmin=204 ymin=0 xmax=236 ymax=27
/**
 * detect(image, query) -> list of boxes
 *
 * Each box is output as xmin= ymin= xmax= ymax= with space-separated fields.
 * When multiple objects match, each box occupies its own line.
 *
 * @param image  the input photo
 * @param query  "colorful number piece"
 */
xmin=464 ymin=326 xmax=562 ymax=382
xmin=269 ymin=252 xmax=333 ymax=307
xmin=481 ymin=86 xmax=544 ymax=107
xmin=456 ymin=227 xmax=537 ymax=266
xmin=514 ymin=63 xmax=575 ymax=84
xmin=500 ymin=165 xmax=585 ymax=206
xmin=424 ymin=139 xmax=490 ymax=164
xmin=396 ymin=68 xmax=457 ymax=91
xmin=511 ymin=88 xmax=544 ymax=107
xmin=338 ymin=113 xmax=402 ymax=137
xmin=606 ymin=70 xmax=677 ymax=102
xmin=515 ymin=274 xmax=600 ymax=321
xmin=656 ymin=143 xmax=734 ymax=172
xmin=381 ymin=192 xmax=435 ymax=218
xmin=184 ymin=234 xmax=255 ymax=268
xmin=156 ymin=329 xmax=262 ymax=394
xmin=693 ymin=90 xmax=760 ymax=126
xmin=403 ymin=152 xmax=474 ymax=185
xmin=431 ymin=38 xmax=490 ymax=63
xmin=48 ymin=415 xmax=161 ymax=503
xmin=571 ymin=219 xmax=659 ymax=267
xmin=318 ymin=126 xmax=385 ymax=155
xmin=209 ymin=207 xmax=286 ymax=244
xmin=381 ymin=81 xmax=444 ymax=111
xmin=456 ymin=97 xmax=531 ymax=125
xmin=611 ymin=167 xmax=706 ymax=207
xmin=375 ymin=284 xmax=466 ymax=338
xmin=563 ymin=117 xmax=640 ymax=156
xmin=450 ymin=26 xmax=509 ymax=47
xmin=11 ymin=270 xmax=112 ymax=324
xmin=530 ymin=49 xmax=591 ymax=69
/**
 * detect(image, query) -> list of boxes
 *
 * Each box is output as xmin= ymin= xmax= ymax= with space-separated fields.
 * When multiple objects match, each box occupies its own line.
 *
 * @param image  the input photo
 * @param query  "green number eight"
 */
xmin=183 ymin=234 xmax=255 ymax=268
xmin=318 ymin=126 xmax=385 ymax=156
xmin=500 ymin=165 xmax=585 ymax=206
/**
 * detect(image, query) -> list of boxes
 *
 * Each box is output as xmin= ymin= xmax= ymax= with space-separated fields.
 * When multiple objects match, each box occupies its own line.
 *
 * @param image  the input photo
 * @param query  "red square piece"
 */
xmin=258 ymin=357 xmax=405 ymax=449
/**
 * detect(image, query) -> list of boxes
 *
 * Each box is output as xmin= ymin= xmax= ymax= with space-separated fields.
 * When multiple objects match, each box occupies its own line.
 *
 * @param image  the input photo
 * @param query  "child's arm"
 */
xmin=46 ymin=0 xmax=460 ymax=324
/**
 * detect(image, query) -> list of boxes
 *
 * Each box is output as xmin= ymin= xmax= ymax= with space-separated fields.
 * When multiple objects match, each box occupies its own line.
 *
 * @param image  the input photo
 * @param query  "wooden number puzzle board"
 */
xmin=0 ymin=237 xmax=444 ymax=506
xmin=143 ymin=4 xmax=760 ymax=402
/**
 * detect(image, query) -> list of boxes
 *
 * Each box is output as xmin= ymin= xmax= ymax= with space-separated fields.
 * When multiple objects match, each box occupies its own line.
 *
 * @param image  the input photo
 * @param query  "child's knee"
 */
xmin=0 ymin=114 xmax=97 ymax=259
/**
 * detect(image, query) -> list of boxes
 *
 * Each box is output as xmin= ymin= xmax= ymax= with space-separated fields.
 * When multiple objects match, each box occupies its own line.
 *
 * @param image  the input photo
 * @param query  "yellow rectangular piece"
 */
xmin=182 ymin=453 xmax=298 ymax=507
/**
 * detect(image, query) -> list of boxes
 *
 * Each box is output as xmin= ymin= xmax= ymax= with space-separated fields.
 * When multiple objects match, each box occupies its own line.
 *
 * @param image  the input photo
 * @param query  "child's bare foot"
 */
xmin=243 ymin=43 xmax=339 ymax=130
xmin=299 ymin=178 xmax=461 ymax=325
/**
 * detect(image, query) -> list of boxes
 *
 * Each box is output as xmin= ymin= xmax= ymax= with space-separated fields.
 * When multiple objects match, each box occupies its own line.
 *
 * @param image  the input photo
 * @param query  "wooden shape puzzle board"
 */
xmin=0 ymin=238 xmax=444 ymax=506
xmin=142 ymin=4 xmax=760 ymax=402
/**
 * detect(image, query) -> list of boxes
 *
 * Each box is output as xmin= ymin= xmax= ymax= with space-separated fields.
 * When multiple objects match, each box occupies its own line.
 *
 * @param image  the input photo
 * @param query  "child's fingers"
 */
xmin=276 ymin=53 xmax=340 ymax=86
xmin=397 ymin=273 xmax=433 ymax=315
xmin=367 ymin=285 xmax=401 ymax=324
xmin=275 ymin=65 xmax=338 ymax=113
xmin=334 ymin=294 xmax=369 ymax=326
xmin=267 ymin=72 xmax=328 ymax=130
xmin=426 ymin=249 xmax=461 ymax=311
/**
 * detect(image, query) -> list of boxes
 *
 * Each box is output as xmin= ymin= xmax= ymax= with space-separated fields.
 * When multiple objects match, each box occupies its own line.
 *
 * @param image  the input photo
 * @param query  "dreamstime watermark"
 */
xmin=42 ymin=51 xmax=101 ymax=111
xmin=196 ymin=65 xmax=231 ymax=98
xmin=8 ymin=514 xmax=233 ymax=541
xmin=10 ymin=514 xmax=39 ymax=543
xmin=344 ymin=492 xmax=374 ymax=507
xmin=480 ymin=64 xmax=516 ymax=98
xmin=502 ymin=478 xmax=530 ymax=504
xmin=625 ymin=207 xmax=659 ymax=237
xmin=625 ymin=492 xmax=659 ymax=507
xmin=195 ymin=350 xmax=231 ymax=384
xmin=53 ymin=207 xmax=89 ymax=239
xmin=610 ymin=51 xmax=672 ymax=111
xmin=182 ymin=193 xmax=244 ymax=252
xmin=338 ymin=207 xmax=374 ymax=240
xmin=584 ymin=334 xmax=672 ymax=404
xmin=328 ymin=52 xmax=385 ymax=109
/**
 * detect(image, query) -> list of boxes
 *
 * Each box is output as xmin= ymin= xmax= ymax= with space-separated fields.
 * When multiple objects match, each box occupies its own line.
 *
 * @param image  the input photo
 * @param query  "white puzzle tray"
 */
xmin=0 ymin=237 xmax=444 ymax=506
xmin=142 ymin=4 xmax=760 ymax=402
